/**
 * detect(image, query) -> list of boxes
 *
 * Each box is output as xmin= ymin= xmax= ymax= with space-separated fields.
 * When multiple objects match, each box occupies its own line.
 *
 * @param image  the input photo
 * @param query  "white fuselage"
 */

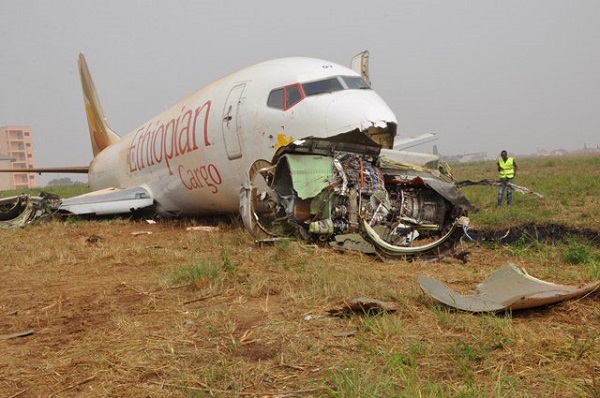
xmin=88 ymin=57 xmax=397 ymax=215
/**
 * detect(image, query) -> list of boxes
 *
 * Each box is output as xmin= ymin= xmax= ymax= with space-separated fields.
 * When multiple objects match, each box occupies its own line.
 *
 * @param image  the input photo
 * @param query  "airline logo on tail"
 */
xmin=85 ymin=101 xmax=111 ymax=156
xmin=78 ymin=53 xmax=120 ymax=157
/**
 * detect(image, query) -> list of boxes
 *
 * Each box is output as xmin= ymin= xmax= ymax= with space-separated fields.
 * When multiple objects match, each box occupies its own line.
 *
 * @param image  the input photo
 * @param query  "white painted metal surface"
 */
xmin=73 ymin=52 xmax=398 ymax=216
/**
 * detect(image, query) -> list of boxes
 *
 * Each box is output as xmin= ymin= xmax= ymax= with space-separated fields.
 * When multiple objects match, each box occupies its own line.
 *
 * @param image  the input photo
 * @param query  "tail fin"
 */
xmin=78 ymin=53 xmax=120 ymax=157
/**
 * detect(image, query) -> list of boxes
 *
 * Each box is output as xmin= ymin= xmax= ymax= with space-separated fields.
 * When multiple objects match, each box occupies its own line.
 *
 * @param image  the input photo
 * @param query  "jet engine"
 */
xmin=240 ymin=130 xmax=473 ymax=259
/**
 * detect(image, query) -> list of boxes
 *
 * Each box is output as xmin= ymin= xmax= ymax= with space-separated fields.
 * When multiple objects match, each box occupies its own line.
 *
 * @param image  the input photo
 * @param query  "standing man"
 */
xmin=497 ymin=150 xmax=518 ymax=206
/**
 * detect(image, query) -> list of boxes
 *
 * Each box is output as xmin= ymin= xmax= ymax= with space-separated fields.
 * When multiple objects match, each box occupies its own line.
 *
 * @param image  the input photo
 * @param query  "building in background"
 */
xmin=0 ymin=153 xmax=16 ymax=190
xmin=0 ymin=125 xmax=38 ymax=190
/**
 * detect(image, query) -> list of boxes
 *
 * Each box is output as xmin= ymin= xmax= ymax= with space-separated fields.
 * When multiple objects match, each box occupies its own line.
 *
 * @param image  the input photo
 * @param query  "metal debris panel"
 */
xmin=419 ymin=263 xmax=600 ymax=312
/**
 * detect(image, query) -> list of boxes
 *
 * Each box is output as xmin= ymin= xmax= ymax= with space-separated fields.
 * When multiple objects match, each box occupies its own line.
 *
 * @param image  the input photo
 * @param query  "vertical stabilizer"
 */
xmin=78 ymin=53 xmax=121 ymax=157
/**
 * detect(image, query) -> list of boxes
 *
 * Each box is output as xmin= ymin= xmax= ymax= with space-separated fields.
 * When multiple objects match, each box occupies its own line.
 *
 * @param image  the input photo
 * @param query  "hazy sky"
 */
xmin=1 ymin=1 xmax=599 ymax=184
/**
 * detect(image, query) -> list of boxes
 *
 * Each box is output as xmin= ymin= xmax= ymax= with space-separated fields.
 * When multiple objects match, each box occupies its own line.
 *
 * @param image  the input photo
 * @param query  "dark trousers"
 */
xmin=497 ymin=178 xmax=513 ymax=206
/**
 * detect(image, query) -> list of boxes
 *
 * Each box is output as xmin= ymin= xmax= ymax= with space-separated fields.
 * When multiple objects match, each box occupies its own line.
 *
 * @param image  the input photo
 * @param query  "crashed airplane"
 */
xmin=0 ymin=51 xmax=476 ymax=258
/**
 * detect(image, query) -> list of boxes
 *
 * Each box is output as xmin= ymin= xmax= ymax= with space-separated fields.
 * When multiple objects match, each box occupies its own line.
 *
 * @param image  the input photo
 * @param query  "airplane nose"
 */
xmin=325 ymin=90 xmax=397 ymax=134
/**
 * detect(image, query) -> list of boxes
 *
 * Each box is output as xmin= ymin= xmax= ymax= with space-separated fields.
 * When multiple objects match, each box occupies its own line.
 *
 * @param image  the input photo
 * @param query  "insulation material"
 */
xmin=279 ymin=154 xmax=333 ymax=200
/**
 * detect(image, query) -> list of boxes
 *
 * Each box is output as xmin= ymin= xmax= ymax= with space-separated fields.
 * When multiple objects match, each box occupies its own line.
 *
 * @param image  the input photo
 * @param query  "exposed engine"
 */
xmin=240 ymin=130 xmax=473 ymax=259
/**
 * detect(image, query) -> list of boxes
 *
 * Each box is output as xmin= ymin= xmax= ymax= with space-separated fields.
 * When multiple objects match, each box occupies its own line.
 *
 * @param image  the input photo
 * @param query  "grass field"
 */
xmin=0 ymin=184 xmax=89 ymax=200
xmin=0 ymin=154 xmax=598 ymax=397
xmin=450 ymin=154 xmax=600 ymax=229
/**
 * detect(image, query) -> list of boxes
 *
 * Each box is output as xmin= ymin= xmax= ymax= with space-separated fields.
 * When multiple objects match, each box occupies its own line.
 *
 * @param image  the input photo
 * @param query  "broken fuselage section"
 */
xmin=0 ymin=192 xmax=61 ymax=227
xmin=241 ymin=130 xmax=474 ymax=259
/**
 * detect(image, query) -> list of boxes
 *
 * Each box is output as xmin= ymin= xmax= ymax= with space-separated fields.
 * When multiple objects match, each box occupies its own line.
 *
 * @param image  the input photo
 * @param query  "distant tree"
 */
xmin=47 ymin=177 xmax=84 ymax=186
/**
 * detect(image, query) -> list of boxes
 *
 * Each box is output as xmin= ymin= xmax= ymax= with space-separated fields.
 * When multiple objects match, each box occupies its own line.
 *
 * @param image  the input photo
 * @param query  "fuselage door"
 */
xmin=222 ymin=83 xmax=245 ymax=160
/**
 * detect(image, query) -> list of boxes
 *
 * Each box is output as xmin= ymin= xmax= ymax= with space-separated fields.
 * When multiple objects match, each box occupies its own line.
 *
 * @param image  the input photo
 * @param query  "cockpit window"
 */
xmin=342 ymin=76 xmax=370 ymax=90
xmin=267 ymin=88 xmax=284 ymax=109
xmin=267 ymin=84 xmax=304 ymax=110
xmin=285 ymin=84 xmax=303 ymax=108
xmin=267 ymin=75 xmax=371 ymax=111
xmin=302 ymin=77 xmax=344 ymax=96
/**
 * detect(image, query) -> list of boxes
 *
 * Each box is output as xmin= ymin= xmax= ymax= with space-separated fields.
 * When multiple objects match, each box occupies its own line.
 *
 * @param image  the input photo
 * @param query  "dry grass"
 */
xmin=1 ymin=154 xmax=599 ymax=397
xmin=0 ymin=217 xmax=598 ymax=398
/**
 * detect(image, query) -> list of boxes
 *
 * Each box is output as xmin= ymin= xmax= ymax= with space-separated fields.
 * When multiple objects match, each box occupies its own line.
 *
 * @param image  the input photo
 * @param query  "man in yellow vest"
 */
xmin=497 ymin=150 xmax=518 ymax=206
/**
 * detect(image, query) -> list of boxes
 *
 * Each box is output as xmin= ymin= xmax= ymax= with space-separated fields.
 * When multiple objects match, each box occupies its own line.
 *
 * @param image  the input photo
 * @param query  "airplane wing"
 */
xmin=0 ymin=166 xmax=89 ymax=174
xmin=0 ymin=186 xmax=155 ymax=227
xmin=59 ymin=186 xmax=154 ymax=215
xmin=393 ymin=132 xmax=438 ymax=151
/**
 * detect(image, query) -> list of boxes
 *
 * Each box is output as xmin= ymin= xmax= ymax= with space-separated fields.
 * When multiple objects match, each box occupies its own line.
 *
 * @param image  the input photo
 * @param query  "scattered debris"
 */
xmin=0 ymin=192 xmax=61 ymax=227
xmin=333 ymin=330 xmax=357 ymax=338
xmin=419 ymin=262 xmax=600 ymax=313
xmin=186 ymin=226 xmax=218 ymax=232
xmin=261 ymin=373 xmax=272 ymax=383
xmin=329 ymin=233 xmax=377 ymax=254
xmin=86 ymin=234 xmax=103 ymax=244
xmin=256 ymin=237 xmax=294 ymax=246
xmin=455 ymin=179 xmax=544 ymax=198
xmin=0 ymin=188 xmax=153 ymax=227
xmin=146 ymin=219 xmax=157 ymax=224
xmin=303 ymin=314 xmax=326 ymax=322
xmin=328 ymin=297 xmax=398 ymax=317
xmin=130 ymin=231 xmax=152 ymax=236
xmin=0 ymin=329 xmax=34 ymax=340
xmin=452 ymin=251 xmax=471 ymax=264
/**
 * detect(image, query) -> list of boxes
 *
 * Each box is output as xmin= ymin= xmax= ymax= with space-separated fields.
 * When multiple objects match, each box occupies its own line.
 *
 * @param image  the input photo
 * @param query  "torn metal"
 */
xmin=455 ymin=179 xmax=544 ymax=198
xmin=328 ymin=297 xmax=398 ymax=317
xmin=0 ymin=329 xmax=34 ymax=340
xmin=0 ymin=192 xmax=61 ymax=227
xmin=0 ymin=186 xmax=155 ymax=227
xmin=419 ymin=262 xmax=600 ymax=312
xmin=240 ymin=130 xmax=475 ymax=259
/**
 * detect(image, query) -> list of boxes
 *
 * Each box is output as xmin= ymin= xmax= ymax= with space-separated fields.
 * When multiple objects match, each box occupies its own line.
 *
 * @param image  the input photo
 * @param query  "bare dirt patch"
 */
xmin=473 ymin=222 xmax=600 ymax=247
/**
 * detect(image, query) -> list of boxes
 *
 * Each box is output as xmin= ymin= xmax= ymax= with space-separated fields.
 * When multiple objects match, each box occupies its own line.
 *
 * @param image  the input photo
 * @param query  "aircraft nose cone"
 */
xmin=326 ymin=90 xmax=397 ymax=134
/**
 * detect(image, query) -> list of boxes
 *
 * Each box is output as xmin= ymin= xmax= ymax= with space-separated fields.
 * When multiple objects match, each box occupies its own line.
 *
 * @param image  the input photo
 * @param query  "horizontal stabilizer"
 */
xmin=59 ymin=186 xmax=153 ymax=215
xmin=0 ymin=166 xmax=89 ymax=174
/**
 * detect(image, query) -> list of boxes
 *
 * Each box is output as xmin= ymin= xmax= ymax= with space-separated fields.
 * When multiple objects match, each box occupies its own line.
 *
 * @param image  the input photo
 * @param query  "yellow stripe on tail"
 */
xmin=78 ymin=53 xmax=121 ymax=157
